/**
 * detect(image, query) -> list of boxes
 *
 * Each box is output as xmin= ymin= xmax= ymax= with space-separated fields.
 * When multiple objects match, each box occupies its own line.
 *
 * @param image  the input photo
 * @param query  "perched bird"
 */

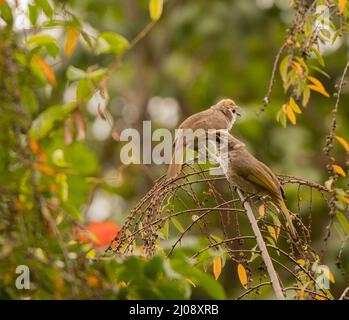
xmin=166 ymin=99 xmax=240 ymax=179
xmin=220 ymin=135 xmax=297 ymax=239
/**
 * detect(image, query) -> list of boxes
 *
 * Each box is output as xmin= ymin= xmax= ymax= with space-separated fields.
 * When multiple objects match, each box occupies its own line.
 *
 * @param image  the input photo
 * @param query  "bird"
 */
xmin=219 ymin=134 xmax=297 ymax=239
xmin=166 ymin=98 xmax=241 ymax=179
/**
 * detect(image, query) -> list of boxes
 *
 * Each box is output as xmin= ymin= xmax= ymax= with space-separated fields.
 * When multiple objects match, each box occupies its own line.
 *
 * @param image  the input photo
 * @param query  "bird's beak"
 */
xmin=236 ymin=108 xmax=241 ymax=117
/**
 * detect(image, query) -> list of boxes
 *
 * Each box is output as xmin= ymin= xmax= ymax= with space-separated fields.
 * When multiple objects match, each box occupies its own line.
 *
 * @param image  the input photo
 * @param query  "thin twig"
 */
xmin=236 ymin=281 xmax=272 ymax=300
xmin=261 ymin=42 xmax=288 ymax=111
xmin=340 ymin=287 xmax=349 ymax=300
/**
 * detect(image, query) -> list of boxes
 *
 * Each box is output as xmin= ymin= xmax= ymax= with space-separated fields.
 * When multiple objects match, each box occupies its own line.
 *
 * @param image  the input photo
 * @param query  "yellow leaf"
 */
xmin=332 ymin=164 xmax=346 ymax=177
xmin=289 ymin=97 xmax=302 ymax=114
xmin=64 ymin=26 xmax=80 ymax=58
xmin=86 ymin=249 xmax=96 ymax=259
xmin=335 ymin=135 xmax=349 ymax=152
xmin=339 ymin=0 xmax=347 ymax=14
xmin=314 ymin=294 xmax=327 ymax=300
xmin=258 ymin=204 xmax=265 ymax=217
xmin=213 ymin=256 xmax=222 ymax=280
xmin=186 ymin=278 xmax=196 ymax=287
xmin=285 ymin=104 xmax=296 ymax=125
xmin=149 ymin=0 xmax=163 ymax=21
xmin=336 ymin=195 xmax=349 ymax=205
xmin=296 ymin=259 xmax=305 ymax=266
xmin=32 ymin=56 xmax=56 ymax=86
xmin=307 ymin=76 xmax=330 ymax=97
xmin=237 ymin=263 xmax=248 ymax=289
xmin=270 ymin=212 xmax=281 ymax=239
xmin=267 ymin=225 xmax=278 ymax=242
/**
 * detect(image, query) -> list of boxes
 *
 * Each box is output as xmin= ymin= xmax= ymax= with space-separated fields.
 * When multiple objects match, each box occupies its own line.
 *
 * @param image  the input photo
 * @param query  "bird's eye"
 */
xmin=232 ymin=109 xmax=236 ymax=113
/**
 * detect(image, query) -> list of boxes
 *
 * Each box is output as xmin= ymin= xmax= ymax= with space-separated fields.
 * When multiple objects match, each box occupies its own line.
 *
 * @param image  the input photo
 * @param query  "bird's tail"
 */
xmin=166 ymin=153 xmax=183 ymax=179
xmin=278 ymin=199 xmax=297 ymax=240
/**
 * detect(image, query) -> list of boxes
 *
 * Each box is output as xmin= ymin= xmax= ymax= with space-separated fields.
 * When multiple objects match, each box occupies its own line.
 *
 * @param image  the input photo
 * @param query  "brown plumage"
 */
xmin=167 ymin=99 xmax=240 ymax=179
xmin=222 ymin=136 xmax=297 ymax=239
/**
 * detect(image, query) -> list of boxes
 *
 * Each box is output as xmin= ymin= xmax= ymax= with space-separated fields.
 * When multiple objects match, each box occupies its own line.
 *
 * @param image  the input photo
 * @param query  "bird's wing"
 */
xmin=255 ymin=160 xmax=286 ymax=200
xmin=234 ymin=153 xmax=280 ymax=197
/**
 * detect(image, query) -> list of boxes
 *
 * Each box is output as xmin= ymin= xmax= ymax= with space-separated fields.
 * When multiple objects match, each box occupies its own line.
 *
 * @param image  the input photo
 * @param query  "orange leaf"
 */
xmin=64 ymin=26 xmax=80 ymax=58
xmin=292 ymin=61 xmax=303 ymax=76
xmin=296 ymin=259 xmax=305 ymax=266
xmin=213 ymin=256 xmax=222 ymax=280
xmin=332 ymin=164 xmax=346 ymax=177
xmin=285 ymin=104 xmax=296 ymax=125
xmin=237 ymin=263 xmax=248 ymax=289
xmin=307 ymin=76 xmax=330 ymax=97
xmin=87 ymin=275 xmax=100 ymax=287
xmin=339 ymin=0 xmax=347 ymax=14
xmin=32 ymin=56 xmax=56 ymax=86
xmin=258 ymin=204 xmax=265 ymax=217
xmin=77 ymin=220 xmax=120 ymax=248
xmin=335 ymin=135 xmax=349 ymax=152
xmin=29 ymin=139 xmax=46 ymax=162
xmin=34 ymin=163 xmax=55 ymax=176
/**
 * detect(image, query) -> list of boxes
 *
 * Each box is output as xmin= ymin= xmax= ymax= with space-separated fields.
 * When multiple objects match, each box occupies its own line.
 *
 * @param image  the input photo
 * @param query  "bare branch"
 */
xmin=237 ymin=189 xmax=285 ymax=300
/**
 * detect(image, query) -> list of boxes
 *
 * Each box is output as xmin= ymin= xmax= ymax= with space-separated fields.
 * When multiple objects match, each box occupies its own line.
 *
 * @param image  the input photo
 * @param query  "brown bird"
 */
xmin=220 ymin=135 xmax=297 ymax=239
xmin=167 ymin=99 xmax=240 ymax=179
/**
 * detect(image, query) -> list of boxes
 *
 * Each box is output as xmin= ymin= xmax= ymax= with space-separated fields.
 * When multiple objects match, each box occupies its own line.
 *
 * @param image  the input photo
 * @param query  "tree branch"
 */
xmin=237 ymin=189 xmax=285 ymax=300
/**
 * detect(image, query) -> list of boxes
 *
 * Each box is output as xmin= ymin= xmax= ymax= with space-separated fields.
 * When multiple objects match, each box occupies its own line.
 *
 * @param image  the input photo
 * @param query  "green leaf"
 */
xmin=279 ymin=55 xmax=290 ymax=87
xmin=77 ymin=78 xmax=93 ymax=100
xmin=46 ymin=43 xmax=59 ymax=57
xmin=42 ymin=20 xmax=67 ymax=28
xmin=20 ymin=87 xmax=38 ymax=115
xmin=144 ymin=256 xmax=164 ymax=280
xmin=276 ymin=108 xmax=287 ymax=128
xmin=81 ymin=30 xmax=93 ymax=49
xmin=29 ymin=4 xmax=40 ymax=26
xmin=171 ymin=217 xmax=185 ymax=233
xmin=61 ymin=202 xmax=82 ymax=221
xmin=96 ymin=32 xmax=129 ymax=55
xmin=171 ymin=260 xmax=226 ymax=300
xmin=0 ymin=3 xmax=13 ymax=25
xmin=27 ymin=34 xmax=57 ymax=47
xmin=27 ymin=34 xmax=59 ymax=57
xmin=309 ymin=65 xmax=330 ymax=79
xmin=311 ymin=47 xmax=325 ymax=67
xmin=336 ymin=211 xmax=349 ymax=235
xmin=66 ymin=66 xmax=86 ymax=81
xmin=149 ymin=0 xmax=163 ymax=21
xmin=87 ymin=68 xmax=108 ymax=85
xmin=35 ymin=0 xmax=53 ymax=19
xmin=30 ymin=103 xmax=77 ymax=140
